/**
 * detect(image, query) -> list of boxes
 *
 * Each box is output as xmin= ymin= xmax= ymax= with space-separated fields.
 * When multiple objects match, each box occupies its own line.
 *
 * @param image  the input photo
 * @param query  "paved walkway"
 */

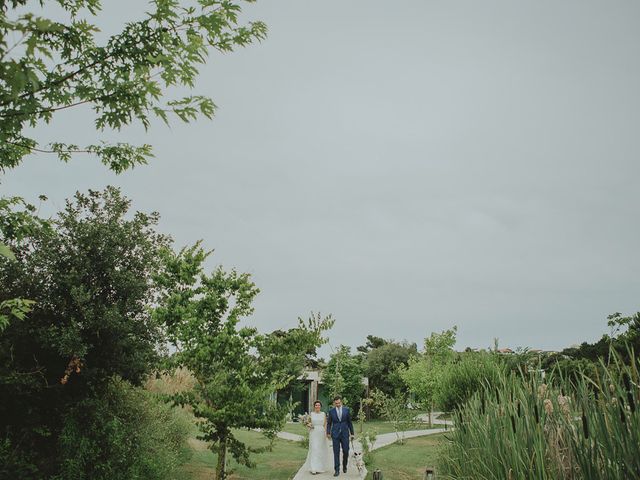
xmin=284 ymin=412 xmax=452 ymax=480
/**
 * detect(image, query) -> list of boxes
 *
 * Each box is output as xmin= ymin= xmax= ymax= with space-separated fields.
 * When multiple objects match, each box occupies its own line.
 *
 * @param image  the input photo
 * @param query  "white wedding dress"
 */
xmin=303 ymin=412 xmax=332 ymax=473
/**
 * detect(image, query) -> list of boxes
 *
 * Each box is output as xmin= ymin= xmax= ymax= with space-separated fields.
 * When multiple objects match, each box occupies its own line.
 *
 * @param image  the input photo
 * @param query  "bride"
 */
xmin=303 ymin=400 xmax=332 ymax=475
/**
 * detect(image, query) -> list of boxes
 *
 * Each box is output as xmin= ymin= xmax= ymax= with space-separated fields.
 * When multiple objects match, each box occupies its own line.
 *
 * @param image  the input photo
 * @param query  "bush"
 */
xmin=0 ymin=189 xmax=171 ymax=477
xmin=435 ymin=352 xmax=501 ymax=412
xmin=53 ymin=378 xmax=191 ymax=480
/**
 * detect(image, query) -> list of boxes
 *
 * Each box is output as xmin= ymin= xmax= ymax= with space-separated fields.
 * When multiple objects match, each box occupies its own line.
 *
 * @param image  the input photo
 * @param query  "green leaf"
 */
xmin=0 ymin=242 xmax=16 ymax=261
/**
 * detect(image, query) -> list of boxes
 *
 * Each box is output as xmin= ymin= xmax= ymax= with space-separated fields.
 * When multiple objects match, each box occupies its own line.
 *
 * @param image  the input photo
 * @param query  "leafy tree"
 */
xmin=0 ymin=0 xmax=266 ymax=172
xmin=423 ymin=327 xmax=457 ymax=363
xmin=364 ymin=340 xmax=417 ymax=396
xmin=370 ymin=390 xmax=416 ymax=444
xmin=0 ymin=196 xmax=48 ymax=330
xmin=153 ymin=244 xmax=333 ymax=480
xmin=399 ymin=327 xmax=457 ymax=424
xmin=323 ymin=345 xmax=365 ymax=408
xmin=0 ymin=187 xmax=171 ymax=477
xmin=356 ymin=334 xmax=387 ymax=353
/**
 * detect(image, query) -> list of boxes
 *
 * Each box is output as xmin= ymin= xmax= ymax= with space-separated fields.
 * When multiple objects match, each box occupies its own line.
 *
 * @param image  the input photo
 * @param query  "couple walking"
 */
xmin=303 ymin=395 xmax=355 ymax=476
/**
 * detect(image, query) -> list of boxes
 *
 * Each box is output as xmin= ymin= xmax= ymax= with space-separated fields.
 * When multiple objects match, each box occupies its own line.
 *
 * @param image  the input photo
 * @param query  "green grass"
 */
xmin=282 ymin=419 xmax=434 ymax=437
xmin=364 ymin=433 xmax=446 ymax=480
xmin=181 ymin=428 xmax=306 ymax=479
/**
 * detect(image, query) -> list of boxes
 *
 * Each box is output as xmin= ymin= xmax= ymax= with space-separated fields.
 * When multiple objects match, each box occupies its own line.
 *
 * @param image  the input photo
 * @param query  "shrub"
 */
xmin=435 ymin=352 xmax=502 ymax=412
xmin=53 ymin=378 xmax=191 ymax=480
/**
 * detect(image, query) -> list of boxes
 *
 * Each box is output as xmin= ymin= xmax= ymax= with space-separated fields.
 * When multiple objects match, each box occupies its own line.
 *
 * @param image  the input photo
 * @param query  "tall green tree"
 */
xmin=323 ymin=345 xmax=365 ymax=407
xmin=0 ymin=0 xmax=266 ymax=171
xmin=363 ymin=340 xmax=417 ymax=395
xmin=399 ymin=327 xmax=457 ymax=424
xmin=153 ymin=244 xmax=333 ymax=480
xmin=0 ymin=187 xmax=171 ymax=477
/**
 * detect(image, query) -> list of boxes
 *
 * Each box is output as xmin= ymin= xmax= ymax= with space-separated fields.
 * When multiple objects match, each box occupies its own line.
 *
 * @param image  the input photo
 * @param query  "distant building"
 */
xmin=274 ymin=369 xmax=369 ymax=416
xmin=272 ymin=369 xmax=328 ymax=416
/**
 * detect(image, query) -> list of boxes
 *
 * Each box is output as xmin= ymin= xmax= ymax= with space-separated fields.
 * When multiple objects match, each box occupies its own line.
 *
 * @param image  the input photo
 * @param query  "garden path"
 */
xmin=284 ymin=413 xmax=452 ymax=480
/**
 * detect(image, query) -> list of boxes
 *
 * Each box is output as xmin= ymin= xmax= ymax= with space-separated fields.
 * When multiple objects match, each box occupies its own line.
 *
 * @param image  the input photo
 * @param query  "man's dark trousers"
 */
xmin=332 ymin=431 xmax=349 ymax=473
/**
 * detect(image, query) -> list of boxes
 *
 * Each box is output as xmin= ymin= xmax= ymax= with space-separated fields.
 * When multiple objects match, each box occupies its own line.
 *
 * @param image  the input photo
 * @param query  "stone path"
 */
xmin=283 ymin=412 xmax=453 ymax=480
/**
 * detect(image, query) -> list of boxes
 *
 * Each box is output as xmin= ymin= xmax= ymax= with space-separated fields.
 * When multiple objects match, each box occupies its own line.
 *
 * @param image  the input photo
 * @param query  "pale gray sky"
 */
xmin=4 ymin=0 xmax=640 ymax=352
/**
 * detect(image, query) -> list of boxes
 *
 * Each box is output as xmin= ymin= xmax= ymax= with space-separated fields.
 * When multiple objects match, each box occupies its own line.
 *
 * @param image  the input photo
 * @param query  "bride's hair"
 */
xmin=313 ymin=400 xmax=322 ymax=407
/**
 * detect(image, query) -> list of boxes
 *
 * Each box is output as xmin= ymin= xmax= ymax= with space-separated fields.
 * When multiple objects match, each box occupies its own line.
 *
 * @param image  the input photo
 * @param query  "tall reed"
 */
xmin=438 ymin=350 xmax=640 ymax=479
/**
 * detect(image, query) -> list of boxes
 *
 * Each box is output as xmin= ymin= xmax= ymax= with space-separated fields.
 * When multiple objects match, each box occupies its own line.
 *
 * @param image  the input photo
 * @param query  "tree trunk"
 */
xmin=428 ymin=402 xmax=433 ymax=428
xmin=216 ymin=434 xmax=227 ymax=480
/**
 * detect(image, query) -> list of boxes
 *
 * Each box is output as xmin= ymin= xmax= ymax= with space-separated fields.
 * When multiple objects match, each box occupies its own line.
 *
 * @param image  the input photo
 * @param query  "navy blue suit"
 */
xmin=326 ymin=406 xmax=354 ymax=473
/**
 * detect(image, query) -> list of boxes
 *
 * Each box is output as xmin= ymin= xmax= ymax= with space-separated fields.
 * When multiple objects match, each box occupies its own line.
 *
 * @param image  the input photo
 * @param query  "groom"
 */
xmin=326 ymin=395 xmax=355 ymax=477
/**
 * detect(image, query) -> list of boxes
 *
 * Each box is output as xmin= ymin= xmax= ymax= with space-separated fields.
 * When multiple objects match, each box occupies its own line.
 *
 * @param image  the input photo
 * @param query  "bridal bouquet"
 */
xmin=298 ymin=413 xmax=313 ymax=429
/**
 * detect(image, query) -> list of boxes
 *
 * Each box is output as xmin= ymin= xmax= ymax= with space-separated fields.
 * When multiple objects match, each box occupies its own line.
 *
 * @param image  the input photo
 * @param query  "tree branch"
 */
xmin=3 ymin=140 xmax=93 ymax=155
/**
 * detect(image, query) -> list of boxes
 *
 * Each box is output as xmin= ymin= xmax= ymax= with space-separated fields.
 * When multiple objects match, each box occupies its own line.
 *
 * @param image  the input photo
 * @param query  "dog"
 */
xmin=350 ymin=440 xmax=366 ymax=477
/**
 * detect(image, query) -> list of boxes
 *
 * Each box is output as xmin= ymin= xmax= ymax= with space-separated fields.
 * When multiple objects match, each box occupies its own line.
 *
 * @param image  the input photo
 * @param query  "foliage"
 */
xmin=360 ymin=428 xmax=378 ymax=465
xmin=260 ymin=401 xmax=295 ymax=451
xmin=499 ymin=347 xmax=544 ymax=376
xmin=356 ymin=335 xmax=387 ymax=353
xmin=554 ymin=312 xmax=640 ymax=366
xmin=370 ymin=390 xmax=416 ymax=444
xmin=438 ymin=351 xmax=640 ymax=480
xmin=544 ymin=356 xmax=600 ymax=386
xmin=0 ymin=195 xmax=48 ymax=331
xmin=538 ymin=312 xmax=640 ymax=388
xmin=435 ymin=351 xmax=502 ymax=412
xmin=0 ymin=187 xmax=170 ymax=478
xmin=399 ymin=327 xmax=457 ymax=417
xmin=323 ymin=345 xmax=365 ymax=407
xmin=423 ymin=327 xmax=457 ymax=362
xmin=363 ymin=339 xmax=417 ymax=396
xmin=0 ymin=0 xmax=266 ymax=172
xmin=51 ymin=378 xmax=191 ymax=480
xmin=145 ymin=367 xmax=197 ymax=396
xmin=153 ymin=244 xmax=333 ymax=479
xmin=0 ymin=296 xmax=35 ymax=332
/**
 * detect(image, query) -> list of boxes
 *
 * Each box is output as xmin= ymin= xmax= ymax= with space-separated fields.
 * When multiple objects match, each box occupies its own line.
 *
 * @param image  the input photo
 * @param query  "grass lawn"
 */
xmin=364 ymin=433 xmax=446 ymax=480
xmin=181 ymin=428 xmax=307 ymax=480
xmin=283 ymin=419 xmax=434 ymax=437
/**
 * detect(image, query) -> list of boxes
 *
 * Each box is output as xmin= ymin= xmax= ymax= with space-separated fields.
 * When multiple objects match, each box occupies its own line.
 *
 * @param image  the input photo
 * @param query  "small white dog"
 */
xmin=351 ymin=446 xmax=366 ymax=477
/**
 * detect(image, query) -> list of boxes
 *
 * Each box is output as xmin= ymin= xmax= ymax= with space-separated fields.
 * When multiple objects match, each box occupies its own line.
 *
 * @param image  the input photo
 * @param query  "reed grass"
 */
xmin=438 ymin=350 xmax=640 ymax=479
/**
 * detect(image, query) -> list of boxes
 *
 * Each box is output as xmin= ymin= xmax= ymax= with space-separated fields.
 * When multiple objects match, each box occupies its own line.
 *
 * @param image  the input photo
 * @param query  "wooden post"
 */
xmin=372 ymin=470 xmax=383 ymax=480
xmin=424 ymin=466 xmax=436 ymax=479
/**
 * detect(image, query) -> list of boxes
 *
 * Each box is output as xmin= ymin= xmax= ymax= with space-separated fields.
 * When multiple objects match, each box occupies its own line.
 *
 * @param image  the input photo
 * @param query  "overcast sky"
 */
xmin=4 ymin=0 xmax=640 ymax=353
